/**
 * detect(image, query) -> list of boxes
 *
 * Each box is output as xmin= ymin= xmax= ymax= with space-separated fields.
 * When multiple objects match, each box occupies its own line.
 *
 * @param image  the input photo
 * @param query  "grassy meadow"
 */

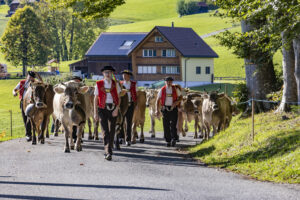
xmin=189 ymin=112 xmax=300 ymax=183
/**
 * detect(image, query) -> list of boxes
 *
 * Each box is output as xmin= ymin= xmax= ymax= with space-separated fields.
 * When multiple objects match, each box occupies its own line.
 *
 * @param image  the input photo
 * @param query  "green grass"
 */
xmin=0 ymin=5 xmax=9 ymax=37
xmin=189 ymin=112 xmax=300 ymax=184
xmin=191 ymin=83 xmax=237 ymax=96
xmin=109 ymin=12 xmax=233 ymax=35
xmin=110 ymin=0 xmax=178 ymax=22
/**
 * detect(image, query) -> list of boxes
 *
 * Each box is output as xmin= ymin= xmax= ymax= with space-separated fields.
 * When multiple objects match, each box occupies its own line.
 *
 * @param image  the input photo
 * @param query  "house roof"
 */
xmin=85 ymin=32 xmax=147 ymax=57
xmin=198 ymin=2 xmax=208 ymax=7
xmin=155 ymin=26 xmax=218 ymax=58
xmin=130 ymin=26 xmax=218 ymax=58
xmin=10 ymin=0 xmax=36 ymax=5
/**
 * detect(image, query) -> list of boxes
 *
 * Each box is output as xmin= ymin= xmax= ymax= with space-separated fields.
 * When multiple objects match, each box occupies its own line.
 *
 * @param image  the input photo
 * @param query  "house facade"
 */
xmin=70 ymin=26 xmax=218 ymax=87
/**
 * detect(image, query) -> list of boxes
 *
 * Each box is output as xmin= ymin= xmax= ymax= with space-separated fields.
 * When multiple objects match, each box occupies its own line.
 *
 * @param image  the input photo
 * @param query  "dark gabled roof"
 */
xmin=85 ymin=32 xmax=147 ymax=57
xmin=155 ymin=26 xmax=218 ymax=58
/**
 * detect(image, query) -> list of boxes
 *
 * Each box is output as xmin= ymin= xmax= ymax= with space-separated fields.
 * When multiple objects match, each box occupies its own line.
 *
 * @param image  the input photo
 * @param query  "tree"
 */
xmin=50 ymin=0 xmax=125 ymax=19
xmin=0 ymin=6 xmax=50 ymax=76
xmin=214 ymin=0 xmax=300 ymax=112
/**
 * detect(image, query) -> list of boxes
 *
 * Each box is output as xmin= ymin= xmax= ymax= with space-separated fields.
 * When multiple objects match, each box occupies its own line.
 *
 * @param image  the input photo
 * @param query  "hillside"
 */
xmin=189 ymin=112 xmax=300 ymax=184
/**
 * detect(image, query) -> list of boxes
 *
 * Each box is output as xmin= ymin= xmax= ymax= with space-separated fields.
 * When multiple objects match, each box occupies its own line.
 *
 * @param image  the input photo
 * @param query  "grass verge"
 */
xmin=189 ymin=112 xmax=300 ymax=184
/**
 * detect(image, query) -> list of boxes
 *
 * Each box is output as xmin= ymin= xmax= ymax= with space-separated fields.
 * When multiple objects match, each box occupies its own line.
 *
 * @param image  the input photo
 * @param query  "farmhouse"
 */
xmin=70 ymin=26 xmax=218 ymax=87
xmin=6 ymin=0 xmax=38 ymax=17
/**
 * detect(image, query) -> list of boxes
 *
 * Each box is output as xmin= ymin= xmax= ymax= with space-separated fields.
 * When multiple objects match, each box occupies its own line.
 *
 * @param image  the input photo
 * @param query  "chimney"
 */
xmin=172 ymin=22 xmax=174 ymax=28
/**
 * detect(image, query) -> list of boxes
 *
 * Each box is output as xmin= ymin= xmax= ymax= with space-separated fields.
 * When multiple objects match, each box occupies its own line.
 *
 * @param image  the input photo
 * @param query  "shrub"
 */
xmin=232 ymin=82 xmax=249 ymax=112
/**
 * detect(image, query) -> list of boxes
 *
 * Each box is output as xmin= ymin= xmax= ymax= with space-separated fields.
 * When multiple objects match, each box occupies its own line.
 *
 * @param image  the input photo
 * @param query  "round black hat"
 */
xmin=71 ymin=76 xmax=82 ymax=81
xmin=101 ymin=65 xmax=115 ymax=72
xmin=28 ymin=71 xmax=36 ymax=78
xmin=164 ymin=76 xmax=174 ymax=81
xmin=121 ymin=69 xmax=133 ymax=75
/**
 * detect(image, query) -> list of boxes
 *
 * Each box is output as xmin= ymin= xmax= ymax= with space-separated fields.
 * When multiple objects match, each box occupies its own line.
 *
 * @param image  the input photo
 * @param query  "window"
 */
xmin=205 ymin=66 xmax=210 ymax=74
xmin=122 ymin=40 xmax=134 ymax=47
xmin=155 ymin=36 xmax=163 ymax=42
xmin=196 ymin=66 xmax=201 ymax=74
xmin=138 ymin=66 xmax=157 ymax=74
xmin=162 ymin=49 xmax=175 ymax=57
xmin=143 ymin=49 xmax=157 ymax=57
xmin=162 ymin=66 xmax=180 ymax=74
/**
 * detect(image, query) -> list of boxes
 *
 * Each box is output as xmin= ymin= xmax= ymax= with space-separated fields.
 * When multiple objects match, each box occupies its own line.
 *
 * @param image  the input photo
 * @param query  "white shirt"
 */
xmin=13 ymin=80 xmax=30 ymax=98
xmin=94 ymin=79 xmax=121 ymax=104
xmin=157 ymin=86 xmax=181 ymax=106
xmin=122 ymin=80 xmax=138 ymax=102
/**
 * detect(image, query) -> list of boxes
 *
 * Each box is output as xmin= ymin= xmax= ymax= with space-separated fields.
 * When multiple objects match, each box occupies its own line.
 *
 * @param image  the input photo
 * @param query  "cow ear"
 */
xmin=54 ymin=86 xmax=65 ymax=94
xmin=79 ymin=86 xmax=89 ymax=94
xmin=218 ymin=93 xmax=225 ymax=98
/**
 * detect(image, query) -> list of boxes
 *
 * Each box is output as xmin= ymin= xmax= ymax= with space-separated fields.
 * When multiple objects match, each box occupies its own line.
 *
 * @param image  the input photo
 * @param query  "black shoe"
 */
xmin=126 ymin=141 xmax=131 ymax=146
xmin=104 ymin=154 xmax=112 ymax=161
xmin=171 ymin=140 xmax=176 ymax=147
xmin=166 ymin=142 xmax=171 ymax=147
xmin=26 ymin=136 xmax=32 ymax=142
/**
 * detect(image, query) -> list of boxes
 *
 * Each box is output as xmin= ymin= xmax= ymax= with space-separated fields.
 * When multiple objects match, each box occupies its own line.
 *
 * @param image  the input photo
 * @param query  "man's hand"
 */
xmin=13 ymin=91 xmax=17 ymax=97
xmin=112 ymin=107 xmax=119 ymax=117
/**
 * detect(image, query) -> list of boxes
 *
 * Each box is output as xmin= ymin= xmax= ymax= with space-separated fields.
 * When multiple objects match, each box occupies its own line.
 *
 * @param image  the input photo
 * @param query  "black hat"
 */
xmin=28 ymin=71 xmax=36 ymax=78
xmin=121 ymin=69 xmax=133 ymax=76
xmin=101 ymin=65 xmax=115 ymax=72
xmin=164 ymin=76 xmax=174 ymax=81
xmin=71 ymin=76 xmax=82 ymax=81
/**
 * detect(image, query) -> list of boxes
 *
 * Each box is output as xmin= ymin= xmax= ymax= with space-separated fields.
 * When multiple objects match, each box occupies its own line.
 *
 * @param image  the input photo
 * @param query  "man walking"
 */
xmin=120 ymin=69 xmax=138 ymax=146
xmin=94 ymin=66 xmax=121 ymax=161
xmin=155 ymin=77 xmax=182 ymax=147
xmin=12 ymin=71 xmax=36 ymax=141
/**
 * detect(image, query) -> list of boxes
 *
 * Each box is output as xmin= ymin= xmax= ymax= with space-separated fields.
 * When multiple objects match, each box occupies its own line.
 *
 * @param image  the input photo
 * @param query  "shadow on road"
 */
xmin=0 ymin=194 xmax=82 ymax=200
xmin=0 ymin=181 xmax=169 ymax=191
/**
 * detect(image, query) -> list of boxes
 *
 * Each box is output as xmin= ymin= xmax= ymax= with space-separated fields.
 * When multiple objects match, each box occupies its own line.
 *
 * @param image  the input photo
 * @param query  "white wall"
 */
xmin=181 ymin=57 xmax=214 ymax=84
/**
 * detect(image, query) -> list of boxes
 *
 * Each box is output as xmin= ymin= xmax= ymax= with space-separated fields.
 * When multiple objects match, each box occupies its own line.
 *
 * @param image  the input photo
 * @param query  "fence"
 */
xmin=0 ymin=108 xmax=25 ymax=142
xmin=214 ymin=76 xmax=246 ymax=81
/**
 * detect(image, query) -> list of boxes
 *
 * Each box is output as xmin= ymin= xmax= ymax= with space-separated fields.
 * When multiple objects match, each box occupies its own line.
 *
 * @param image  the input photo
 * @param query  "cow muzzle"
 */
xmin=65 ymin=102 xmax=74 ymax=109
xmin=213 ymin=104 xmax=219 ymax=110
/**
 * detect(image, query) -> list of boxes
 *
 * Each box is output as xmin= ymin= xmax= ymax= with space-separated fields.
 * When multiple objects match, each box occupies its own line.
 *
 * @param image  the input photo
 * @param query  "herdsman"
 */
xmin=94 ymin=66 xmax=121 ymax=161
xmin=120 ymin=69 xmax=138 ymax=146
xmin=156 ymin=77 xmax=182 ymax=147
xmin=12 ymin=71 xmax=37 ymax=141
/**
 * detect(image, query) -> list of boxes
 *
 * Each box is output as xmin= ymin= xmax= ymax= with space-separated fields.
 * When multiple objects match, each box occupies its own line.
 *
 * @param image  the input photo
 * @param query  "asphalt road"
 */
xmin=0 ymin=132 xmax=299 ymax=200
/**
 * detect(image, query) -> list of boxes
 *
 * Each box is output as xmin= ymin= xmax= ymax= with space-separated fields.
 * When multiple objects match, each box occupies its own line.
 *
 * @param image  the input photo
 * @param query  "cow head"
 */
xmin=30 ymin=82 xmax=48 ymax=109
xmin=146 ymin=89 xmax=157 ymax=108
xmin=54 ymin=82 xmax=89 ymax=110
xmin=203 ymin=91 xmax=225 ymax=111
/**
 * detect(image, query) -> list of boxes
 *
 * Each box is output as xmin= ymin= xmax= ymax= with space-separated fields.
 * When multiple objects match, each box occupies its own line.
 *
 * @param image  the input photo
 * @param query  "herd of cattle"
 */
xmin=23 ymin=80 xmax=239 ymax=152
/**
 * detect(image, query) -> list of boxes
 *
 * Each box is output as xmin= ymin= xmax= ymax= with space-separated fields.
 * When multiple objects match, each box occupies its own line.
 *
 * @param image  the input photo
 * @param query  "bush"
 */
xmin=232 ymin=82 xmax=249 ymax=112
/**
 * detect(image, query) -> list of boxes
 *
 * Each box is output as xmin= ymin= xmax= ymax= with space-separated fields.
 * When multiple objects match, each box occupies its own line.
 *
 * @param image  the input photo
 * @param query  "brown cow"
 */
xmin=23 ymin=82 xmax=54 ymax=144
xmin=53 ymin=82 xmax=89 ymax=152
xmin=131 ymin=90 xmax=146 ymax=144
xmin=202 ymin=92 xmax=232 ymax=140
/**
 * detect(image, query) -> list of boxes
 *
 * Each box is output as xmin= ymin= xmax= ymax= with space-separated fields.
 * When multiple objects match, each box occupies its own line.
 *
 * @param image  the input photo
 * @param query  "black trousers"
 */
xmin=162 ymin=107 xmax=178 ymax=143
xmin=98 ymin=107 xmax=117 ymax=155
xmin=120 ymin=102 xmax=135 ymax=142
xmin=20 ymin=101 xmax=32 ymax=137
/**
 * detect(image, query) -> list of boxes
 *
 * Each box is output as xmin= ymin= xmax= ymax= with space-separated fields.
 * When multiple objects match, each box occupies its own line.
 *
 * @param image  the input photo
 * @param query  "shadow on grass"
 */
xmin=203 ymin=130 xmax=300 ymax=167
xmin=190 ymin=145 xmax=216 ymax=158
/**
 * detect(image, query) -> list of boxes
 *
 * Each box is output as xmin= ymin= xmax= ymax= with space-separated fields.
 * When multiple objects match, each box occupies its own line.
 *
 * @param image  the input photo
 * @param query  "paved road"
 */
xmin=0 ymin=132 xmax=299 ymax=200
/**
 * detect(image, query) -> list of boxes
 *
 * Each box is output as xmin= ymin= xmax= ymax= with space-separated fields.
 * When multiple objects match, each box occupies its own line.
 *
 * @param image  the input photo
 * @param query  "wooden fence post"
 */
xmin=9 ymin=110 xmax=12 ymax=138
xmin=252 ymin=98 xmax=254 ymax=142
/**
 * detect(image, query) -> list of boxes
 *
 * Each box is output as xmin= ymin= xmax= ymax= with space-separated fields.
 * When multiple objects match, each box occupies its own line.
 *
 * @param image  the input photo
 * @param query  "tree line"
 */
xmin=0 ymin=0 xmax=108 ymax=76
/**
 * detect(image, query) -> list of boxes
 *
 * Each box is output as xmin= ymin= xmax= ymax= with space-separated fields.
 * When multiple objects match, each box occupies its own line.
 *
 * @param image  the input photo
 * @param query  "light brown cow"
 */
xmin=23 ymin=82 xmax=54 ymax=144
xmin=145 ymin=89 xmax=161 ymax=138
xmin=53 ymin=82 xmax=89 ymax=152
xmin=131 ymin=90 xmax=146 ymax=144
xmin=202 ymin=92 xmax=232 ymax=140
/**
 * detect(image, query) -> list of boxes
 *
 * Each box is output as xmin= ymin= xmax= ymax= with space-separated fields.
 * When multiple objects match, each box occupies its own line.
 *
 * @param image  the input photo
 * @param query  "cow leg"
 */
xmin=54 ymin=119 xmax=60 ymax=137
xmin=150 ymin=116 xmax=155 ymax=138
xmin=194 ymin=116 xmax=198 ymax=139
xmin=40 ymin=115 xmax=49 ymax=144
xmin=87 ymin=118 xmax=93 ymax=140
xmin=63 ymin=124 xmax=70 ymax=153
xmin=115 ymin=133 xmax=121 ymax=150
xmin=70 ymin=127 xmax=75 ymax=150
xmin=75 ymin=124 xmax=84 ymax=152
xmin=94 ymin=119 xmax=99 ymax=140
xmin=30 ymin=119 xmax=37 ymax=145
xmin=45 ymin=117 xmax=50 ymax=138
xmin=140 ymin=123 xmax=145 ymax=143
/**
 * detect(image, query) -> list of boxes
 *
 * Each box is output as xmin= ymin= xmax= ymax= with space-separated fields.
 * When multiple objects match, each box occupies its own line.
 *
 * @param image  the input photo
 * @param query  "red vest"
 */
xmin=120 ymin=80 xmax=137 ymax=102
xmin=96 ymin=80 xmax=119 ymax=108
xmin=161 ymin=85 xmax=177 ymax=106
xmin=19 ymin=79 xmax=26 ymax=100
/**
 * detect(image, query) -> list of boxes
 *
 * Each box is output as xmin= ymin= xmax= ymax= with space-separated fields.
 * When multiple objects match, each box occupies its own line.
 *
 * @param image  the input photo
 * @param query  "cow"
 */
xmin=23 ymin=82 xmax=55 ymax=145
xmin=53 ymin=81 xmax=89 ymax=152
xmin=146 ymin=89 xmax=160 ymax=138
xmin=202 ymin=92 xmax=232 ymax=140
xmin=85 ymin=86 xmax=100 ymax=141
xmin=131 ymin=90 xmax=146 ymax=144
